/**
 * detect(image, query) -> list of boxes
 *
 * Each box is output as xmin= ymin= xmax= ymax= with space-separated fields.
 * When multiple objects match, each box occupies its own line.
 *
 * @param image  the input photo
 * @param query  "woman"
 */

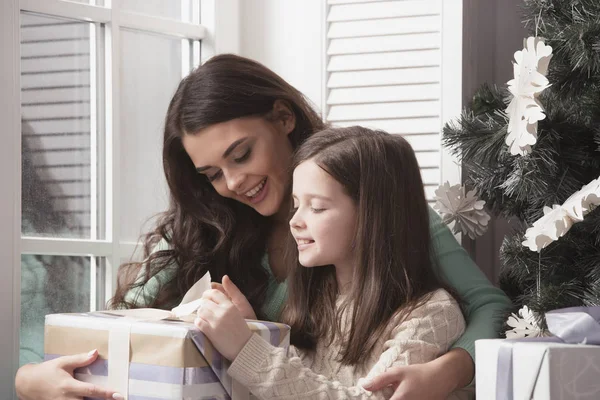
xmin=15 ymin=54 xmax=511 ymax=400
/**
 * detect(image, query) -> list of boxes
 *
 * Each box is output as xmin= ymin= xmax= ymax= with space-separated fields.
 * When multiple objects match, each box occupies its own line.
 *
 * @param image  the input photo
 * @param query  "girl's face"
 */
xmin=182 ymin=114 xmax=294 ymax=217
xmin=290 ymin=160 xmax=357 ymax=269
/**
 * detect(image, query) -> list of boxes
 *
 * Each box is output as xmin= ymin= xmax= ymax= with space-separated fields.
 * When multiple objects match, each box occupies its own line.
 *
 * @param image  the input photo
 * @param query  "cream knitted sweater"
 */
xmin=228 ymin=289 xmax=472 ymax=399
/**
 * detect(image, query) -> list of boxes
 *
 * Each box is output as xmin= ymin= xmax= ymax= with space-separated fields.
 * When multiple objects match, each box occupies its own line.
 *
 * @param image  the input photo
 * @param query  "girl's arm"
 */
xmin=199 ymin=289 xmax=464 ymax=400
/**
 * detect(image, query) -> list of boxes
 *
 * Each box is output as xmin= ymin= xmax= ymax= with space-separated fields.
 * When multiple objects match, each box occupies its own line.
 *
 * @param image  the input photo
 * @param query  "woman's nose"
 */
xmin=224 ymin=170 xmax=245 ymax=193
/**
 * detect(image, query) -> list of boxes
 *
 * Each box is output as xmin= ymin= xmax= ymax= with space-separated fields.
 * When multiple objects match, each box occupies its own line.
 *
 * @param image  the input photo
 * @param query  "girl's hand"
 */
xmin=15 ymin=350 xmax=122 ymax=400
xmin=361 ymin=348 xmax=474 ymax=400
xmin=209 ymin=275 xmax=257 ymax=320
xmin=194 ymin=287 xmax=253 ymax=361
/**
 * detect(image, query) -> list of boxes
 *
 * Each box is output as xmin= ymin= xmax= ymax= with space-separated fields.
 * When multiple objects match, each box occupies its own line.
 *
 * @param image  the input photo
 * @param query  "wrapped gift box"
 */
xmin=476 ymin=338 xmax=600 ymax=400
xmin=512 ymin=341 xmax=600 ymax=399
xmin=44 ymin=311 xmax=290 ymax=400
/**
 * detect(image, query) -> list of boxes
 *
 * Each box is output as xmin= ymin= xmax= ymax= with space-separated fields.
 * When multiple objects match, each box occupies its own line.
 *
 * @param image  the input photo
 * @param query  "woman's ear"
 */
xmin=272 ymin=99 xmax=296 ymax=136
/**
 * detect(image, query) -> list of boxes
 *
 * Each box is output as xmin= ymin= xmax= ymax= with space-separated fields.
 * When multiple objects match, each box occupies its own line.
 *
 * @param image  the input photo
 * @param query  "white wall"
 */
xmin=239 ymin=0 xmax=324 ymax=112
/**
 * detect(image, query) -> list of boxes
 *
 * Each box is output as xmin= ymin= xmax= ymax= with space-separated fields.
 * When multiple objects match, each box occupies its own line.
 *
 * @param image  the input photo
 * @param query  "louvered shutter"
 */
xmin=325 ymin=0 xmax=459 ymax=201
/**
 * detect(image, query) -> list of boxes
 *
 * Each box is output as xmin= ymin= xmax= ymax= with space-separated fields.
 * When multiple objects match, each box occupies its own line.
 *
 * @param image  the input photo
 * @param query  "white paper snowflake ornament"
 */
xmin=505 ymin=37 xmax=553 ymax=156
xmin=522 ymin=204 xmax=573 ymax=252
xmin=505 ymin=305 xmax=544 ymax=339
xmin=562 ymin=176 xmax=600 ymax=221
xmin=433 ymin=182 xmax=491 ymax=240
xmin=523 ymin=175 xmax=600 ymax=252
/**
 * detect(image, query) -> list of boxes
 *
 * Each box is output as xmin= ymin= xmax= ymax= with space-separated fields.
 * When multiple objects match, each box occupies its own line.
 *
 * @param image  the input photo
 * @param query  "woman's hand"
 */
xmin=195 ymin=284 xmax=253 ymax=361
xmin=361 ymin=348 xmax=474 ymax=400
xmin=209 ymin=275 xmax=257 ymax=320
xmin=15 ymin=350 xmax=122 ymax=400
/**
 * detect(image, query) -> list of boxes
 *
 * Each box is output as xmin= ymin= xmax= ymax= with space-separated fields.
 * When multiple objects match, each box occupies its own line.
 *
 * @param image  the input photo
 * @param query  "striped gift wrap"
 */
xmin=44 ymin=312 xmax=290 ymax=400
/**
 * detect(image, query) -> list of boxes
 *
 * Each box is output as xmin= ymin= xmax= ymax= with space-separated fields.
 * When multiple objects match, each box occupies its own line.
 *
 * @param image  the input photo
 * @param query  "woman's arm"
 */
xmin=428 ymin=207 xmax=511 ymax=361
xmin=15 ymin=351 xmax=120 ymax=400
xmin=120 ymin=238 xmax=177 ymax=308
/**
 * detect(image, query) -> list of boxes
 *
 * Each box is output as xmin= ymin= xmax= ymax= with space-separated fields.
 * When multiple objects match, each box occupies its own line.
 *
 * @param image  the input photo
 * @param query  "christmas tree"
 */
xmin=442 ymin=0 xmax=600 ymax=334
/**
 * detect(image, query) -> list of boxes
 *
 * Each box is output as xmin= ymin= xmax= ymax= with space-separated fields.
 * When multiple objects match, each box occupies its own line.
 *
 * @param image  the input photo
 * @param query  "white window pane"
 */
xmin=119 ymin=30 xmax=183 ymax=241
xmin=120 ymin=0 xmax=200 ymax=23
xmin=21 ymin=13 xmax=98 ymax=239
xmin=20 ymin=255 xmax=107 ymax=366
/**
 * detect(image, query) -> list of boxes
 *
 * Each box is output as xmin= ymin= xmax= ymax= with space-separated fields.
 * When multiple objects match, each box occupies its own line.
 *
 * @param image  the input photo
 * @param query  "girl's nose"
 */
xmin=289 ymin=210 xmax=306 ymax=230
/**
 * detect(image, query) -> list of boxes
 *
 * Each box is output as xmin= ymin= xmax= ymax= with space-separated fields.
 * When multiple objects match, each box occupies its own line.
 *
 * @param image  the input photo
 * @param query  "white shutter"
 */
xmin=324 ymin=0 xmax=462 ymax=201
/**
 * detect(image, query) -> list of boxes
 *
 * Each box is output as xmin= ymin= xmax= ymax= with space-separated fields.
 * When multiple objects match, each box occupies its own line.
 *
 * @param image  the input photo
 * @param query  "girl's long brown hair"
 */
xmin=282 ymin=126 xmax=456 ymax=366
xmin=109 ymin=54 xmax=325 ymax=314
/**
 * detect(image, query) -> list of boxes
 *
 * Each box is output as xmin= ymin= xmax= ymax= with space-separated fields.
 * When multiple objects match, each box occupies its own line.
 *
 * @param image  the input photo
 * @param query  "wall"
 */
xmin=239 ymin=0 xmax=324 ymax=111
xmin=462 ymin=0 xmax=528 ymax=282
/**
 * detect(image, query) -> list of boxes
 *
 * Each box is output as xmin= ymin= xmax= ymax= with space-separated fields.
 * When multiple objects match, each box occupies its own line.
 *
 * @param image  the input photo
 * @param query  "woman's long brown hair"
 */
xmin=109 ymin=54 xmax=325 ymax=315
xmin=282 ymin=126 xmax=456 ymax=366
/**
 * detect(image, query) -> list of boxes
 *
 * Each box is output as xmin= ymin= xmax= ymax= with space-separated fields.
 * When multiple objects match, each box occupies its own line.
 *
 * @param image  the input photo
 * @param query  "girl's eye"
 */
xmin=311 ymin=207 xmax=325 ymax=213
xmin=234 ymin=148 xmax=252 ymax=163
xmin=207 ymin=170 xmax=223 ymax=182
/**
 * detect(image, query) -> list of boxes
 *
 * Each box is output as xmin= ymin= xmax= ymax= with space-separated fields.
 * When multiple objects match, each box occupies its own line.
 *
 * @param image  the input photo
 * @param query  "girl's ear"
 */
xmin=272 ymin=99 xmax=296 ymax=136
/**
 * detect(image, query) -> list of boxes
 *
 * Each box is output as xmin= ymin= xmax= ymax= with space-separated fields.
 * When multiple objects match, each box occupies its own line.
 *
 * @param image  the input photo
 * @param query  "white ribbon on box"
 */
xmin=102 ymin=272 xmax=249 ymax=400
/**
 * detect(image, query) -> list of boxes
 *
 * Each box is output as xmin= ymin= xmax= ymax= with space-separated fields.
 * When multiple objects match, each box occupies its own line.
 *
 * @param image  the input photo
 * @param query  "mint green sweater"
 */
xmin=124 ymin=207 xmax=511 ymax=360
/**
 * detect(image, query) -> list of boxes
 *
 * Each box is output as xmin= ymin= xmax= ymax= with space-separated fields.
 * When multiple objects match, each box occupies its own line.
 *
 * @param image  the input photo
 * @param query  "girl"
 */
xmin=195 ymin=127 xmax=468 ymax=399
xmin=15 ymin=54 xmax=509 ymax=400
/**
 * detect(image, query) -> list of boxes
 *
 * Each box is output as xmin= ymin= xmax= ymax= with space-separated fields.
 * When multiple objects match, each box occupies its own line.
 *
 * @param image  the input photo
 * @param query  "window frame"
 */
xmin=0 ymin=0 xmax=230 ymax=396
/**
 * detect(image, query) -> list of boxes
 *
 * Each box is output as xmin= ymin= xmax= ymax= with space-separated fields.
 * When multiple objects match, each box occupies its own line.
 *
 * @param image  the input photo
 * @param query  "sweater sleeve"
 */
xmin=227 ymin=290 xmax=465 ymax=400
xmin=361 ymin=290 xmax=465 ymax=385
xmin=428 ymin=206 xmax=512 ymax=360
xmin=122 ymin=238 xmax=178 ymax=308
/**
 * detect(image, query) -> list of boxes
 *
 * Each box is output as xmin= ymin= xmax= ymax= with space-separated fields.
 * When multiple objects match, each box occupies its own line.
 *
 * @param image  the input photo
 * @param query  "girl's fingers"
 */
xmin=194 ymin=316 xmax=211 ymax=333
xmin=211 ymin=282 xmax=227 ymax=294
xmin=222 ymin=275 xmax=244 ymax=300
xmin=202 ymin=288 xmax=231 ymax=305
xmin=198 ymin=298 xmax=217 ymax=314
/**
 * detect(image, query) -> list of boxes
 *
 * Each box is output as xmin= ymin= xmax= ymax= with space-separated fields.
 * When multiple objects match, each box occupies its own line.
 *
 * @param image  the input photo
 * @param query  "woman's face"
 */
xmin=182 ymin=114 xmax=294 ymax=217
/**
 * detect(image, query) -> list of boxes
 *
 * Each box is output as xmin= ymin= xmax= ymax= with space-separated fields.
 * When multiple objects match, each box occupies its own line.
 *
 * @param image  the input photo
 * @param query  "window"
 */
xmin=1 ymin=0 xmax=207 ymax=390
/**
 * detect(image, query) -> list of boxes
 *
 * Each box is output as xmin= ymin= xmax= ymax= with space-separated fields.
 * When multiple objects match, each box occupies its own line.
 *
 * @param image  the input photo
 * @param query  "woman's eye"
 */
xmin=207 ymin=171 xmax=222 ymax=182
xmin=311 ymin=207 xmax=325 ymax=213
xmin=234 ymin=149 xmax=251 ymax=163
